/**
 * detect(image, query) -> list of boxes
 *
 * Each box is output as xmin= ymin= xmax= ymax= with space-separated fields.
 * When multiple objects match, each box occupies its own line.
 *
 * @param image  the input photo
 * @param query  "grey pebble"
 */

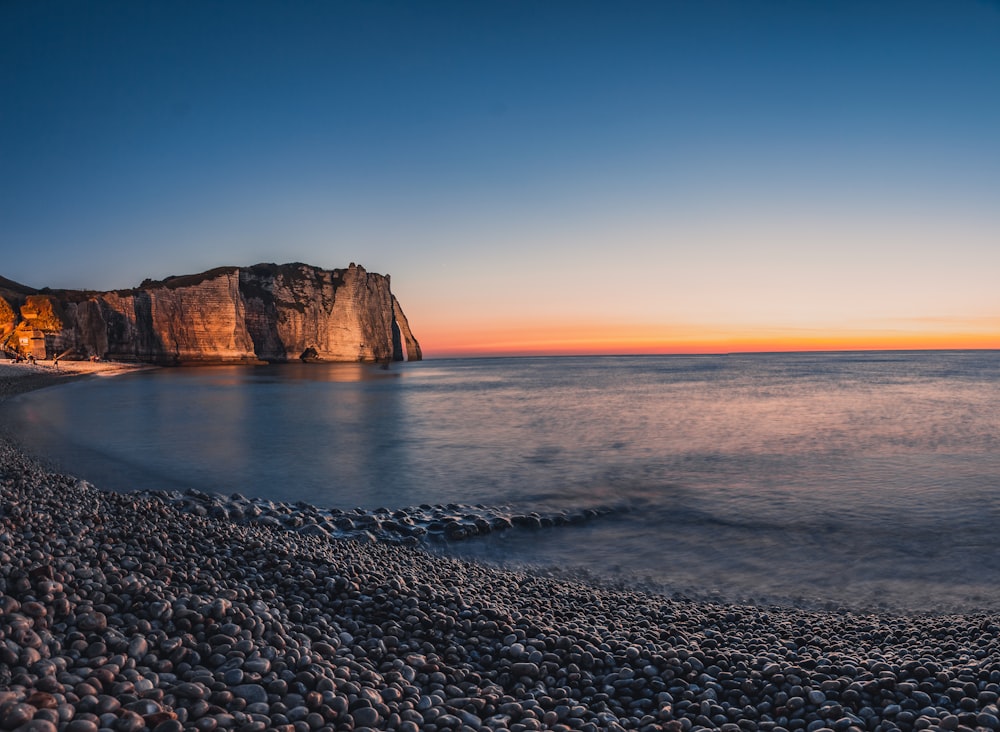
xmin=231 ymin=685 xmax=268 ymax=705
xmin=64 ymin=722 xmax=100 ymax=732
xmin=511 ymin=661 xmax=540 ymax=678
xmin=352 ymin=706 xmax=380 ymax=726
xmin=808 ymin=690 xmax=826 ymax=705
xmin=172 ymin=682 xmax=206 ymax=699
xmin=14 ymin=721 xmax=58 ymax=732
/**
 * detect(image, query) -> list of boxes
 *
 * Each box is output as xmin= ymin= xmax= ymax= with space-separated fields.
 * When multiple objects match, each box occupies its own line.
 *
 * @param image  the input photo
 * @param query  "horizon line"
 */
xmin=420 ymin=345 xmax=1000 ymax=361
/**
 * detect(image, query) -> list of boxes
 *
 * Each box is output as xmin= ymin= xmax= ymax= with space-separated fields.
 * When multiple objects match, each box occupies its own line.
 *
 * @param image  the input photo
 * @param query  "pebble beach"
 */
xmin=3 ymin=364 xmax=1000 ymax=732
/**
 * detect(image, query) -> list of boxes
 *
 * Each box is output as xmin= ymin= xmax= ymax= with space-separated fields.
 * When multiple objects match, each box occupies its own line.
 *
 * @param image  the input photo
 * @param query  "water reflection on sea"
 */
xmin=4 ymin=351 xmax=1000 ymax=612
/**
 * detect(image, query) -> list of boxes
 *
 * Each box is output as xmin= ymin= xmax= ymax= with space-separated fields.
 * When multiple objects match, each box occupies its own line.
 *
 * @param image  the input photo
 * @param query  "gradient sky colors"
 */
xmin=2 ymin=1 xmax=998 ymax=357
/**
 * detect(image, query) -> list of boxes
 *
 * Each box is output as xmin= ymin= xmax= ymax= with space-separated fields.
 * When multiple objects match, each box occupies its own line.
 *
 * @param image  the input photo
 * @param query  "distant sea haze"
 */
xmin=6 ymin=351 xmax=1000 ymax=613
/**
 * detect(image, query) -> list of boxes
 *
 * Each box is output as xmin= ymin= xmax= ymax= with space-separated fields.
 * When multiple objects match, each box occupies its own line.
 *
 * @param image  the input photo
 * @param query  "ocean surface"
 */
xmin=5 ymin=351 xmax=1000 ymax=613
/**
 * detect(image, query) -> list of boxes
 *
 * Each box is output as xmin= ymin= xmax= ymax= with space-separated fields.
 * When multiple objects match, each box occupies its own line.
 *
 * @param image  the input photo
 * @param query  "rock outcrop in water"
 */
xmin=0 ymin=263 xmax=422 ymax=364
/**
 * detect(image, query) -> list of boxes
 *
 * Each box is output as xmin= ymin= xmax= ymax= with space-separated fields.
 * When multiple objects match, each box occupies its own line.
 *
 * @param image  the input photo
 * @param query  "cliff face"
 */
xmin=0 ymin=263 xmax=421 ymax=364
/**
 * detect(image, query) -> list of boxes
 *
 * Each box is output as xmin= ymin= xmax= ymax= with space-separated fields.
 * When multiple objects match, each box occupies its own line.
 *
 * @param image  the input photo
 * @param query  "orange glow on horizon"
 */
xmin=417 ymin=321 xmax=1000 ymax=358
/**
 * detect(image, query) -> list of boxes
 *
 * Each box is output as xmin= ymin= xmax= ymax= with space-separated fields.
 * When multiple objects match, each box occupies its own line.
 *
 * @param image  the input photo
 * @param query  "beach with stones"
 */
xmin=3 ymin=365 xmax=1000 ymax=732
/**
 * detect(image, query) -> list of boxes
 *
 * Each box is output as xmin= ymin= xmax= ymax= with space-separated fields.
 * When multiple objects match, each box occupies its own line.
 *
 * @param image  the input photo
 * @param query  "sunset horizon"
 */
xmin=418 ymin=313 xmax=1000 ymax=358
xmin=3 ymin=1 xmax=997 ymax=359
xmin=6 ymin=258 xmax=997 ymax=360
xmin=424 ymin=335 xmax=1000 ymax=360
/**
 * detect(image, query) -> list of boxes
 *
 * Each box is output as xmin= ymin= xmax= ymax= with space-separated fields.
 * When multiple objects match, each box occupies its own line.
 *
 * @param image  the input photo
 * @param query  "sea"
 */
xmin=4 ymin=351 xmax=1000 ymax=613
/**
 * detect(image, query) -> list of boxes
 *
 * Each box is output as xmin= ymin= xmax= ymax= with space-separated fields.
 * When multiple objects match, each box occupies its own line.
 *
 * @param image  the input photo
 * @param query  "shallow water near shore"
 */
xmin=5 ymin=350 xmax=1000 ymax=612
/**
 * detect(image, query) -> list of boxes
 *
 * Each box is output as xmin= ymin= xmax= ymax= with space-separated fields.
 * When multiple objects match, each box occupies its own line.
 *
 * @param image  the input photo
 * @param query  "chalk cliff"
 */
xmin=0 ymin=263 xmax=422 ymax=364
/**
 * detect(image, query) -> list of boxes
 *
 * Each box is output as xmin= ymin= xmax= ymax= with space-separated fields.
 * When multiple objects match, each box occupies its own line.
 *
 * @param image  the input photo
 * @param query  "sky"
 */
xmin=2 ymin=1 xmax=998 ymax=357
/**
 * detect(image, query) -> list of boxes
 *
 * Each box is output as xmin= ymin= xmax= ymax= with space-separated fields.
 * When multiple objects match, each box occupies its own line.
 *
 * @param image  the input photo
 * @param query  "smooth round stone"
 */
xmin=979 ymin=713 xmax=1000 ymax=729
xmin=243 ymin=658 xmax=270 ymax=674
xmin=511 ymin=662 xmax=541 ymax=678
xmin=152 ymin=721 xmax=184 ymax=732
xmin=65 ymin=721 xmax=100 ymax=732
xmin=115 ymin=711 xmax=145 ymax=732
xmin=173 ymin=683 xmax=206 ymax=700
xmin=77 ymin=612 xmax=107 ymax=632
xmin=223 ymin=669 xmax=245 ymax=685
xmin=352 ymin=706 xmax=381 ymax=727
xmin=96 ymin=696 xmax=120 ymax=714
xmin=125 ymin=699 xmax=162 ymax=716
xmin=127 ymin=637 xmax=149 ymax=658
xmin=211 ymin=713 xmax=236 ymax=729
xmin=21 ymin=600 xmax=47 ymax=617
xmin=2 ymin=703 xmax=38 ymax=728
xmin=15 ymin=721 xmax=58 ymax=732
xmin=14 ymin=629 xmax=43 ymax=650
xmin=148 ymin=601 xmax=171 ymax=620
xmin=231 ymin=684 xmax=268 ymax=705
xmin=939 ymin=714 xmax=961 ymax=730
xmin=238 ymin=723 xmax=267 ymax=732
xmin=25 ymin=693 xmax=58 ymax=711
xmin=803 ymin=689 xmax=824 ymax=704
xmin=110 ymin=682 xmax=136 ymax=698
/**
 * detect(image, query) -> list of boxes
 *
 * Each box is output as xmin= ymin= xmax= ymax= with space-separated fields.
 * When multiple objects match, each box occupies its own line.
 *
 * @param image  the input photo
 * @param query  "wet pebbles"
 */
xmin=141 ymin=488 xmax=621 ymax=546
xmin=4 ymin=370 xmax=1000 ymax=731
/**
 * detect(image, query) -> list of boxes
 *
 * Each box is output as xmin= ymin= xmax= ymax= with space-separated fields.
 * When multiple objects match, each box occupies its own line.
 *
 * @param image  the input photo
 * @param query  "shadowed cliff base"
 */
xmin=0 ymin=262 xmax=421 ymax=365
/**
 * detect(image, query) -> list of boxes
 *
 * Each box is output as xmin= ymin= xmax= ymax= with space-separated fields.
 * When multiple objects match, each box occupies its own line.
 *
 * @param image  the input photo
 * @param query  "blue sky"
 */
xmin=2 ymin=1 xmax=998 ymax=354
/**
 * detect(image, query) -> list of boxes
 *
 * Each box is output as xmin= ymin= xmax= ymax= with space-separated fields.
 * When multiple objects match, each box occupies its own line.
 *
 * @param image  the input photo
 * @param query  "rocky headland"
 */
xmin=4 ymin=368 xmax=1000 ymax=732
xmin=0 ymin=263 xmax=421 ymax=365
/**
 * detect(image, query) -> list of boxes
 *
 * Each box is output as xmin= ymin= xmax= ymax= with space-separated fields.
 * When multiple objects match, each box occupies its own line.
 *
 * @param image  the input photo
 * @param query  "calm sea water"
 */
xmin=5 ymin=351 xmax=1000 ymax=612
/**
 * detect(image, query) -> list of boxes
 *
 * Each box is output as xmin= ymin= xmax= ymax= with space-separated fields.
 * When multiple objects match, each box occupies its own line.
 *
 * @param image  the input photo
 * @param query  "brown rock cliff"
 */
xmin=0 ymin=263 xmax=421 ymax=364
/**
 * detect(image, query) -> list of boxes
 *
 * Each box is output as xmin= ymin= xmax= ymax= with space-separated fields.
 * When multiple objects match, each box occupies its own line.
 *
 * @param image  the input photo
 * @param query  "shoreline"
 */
xmin=3 ymin=369 xmax=1000 ymax=731
xmin=0 ymin=360 xmax=155 ymax=399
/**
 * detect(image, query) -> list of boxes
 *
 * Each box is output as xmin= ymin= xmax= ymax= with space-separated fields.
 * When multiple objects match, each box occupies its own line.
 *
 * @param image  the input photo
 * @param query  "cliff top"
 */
xmin=137 ymin=265 xmax=240 ymax=291
xmin=3 ymin=262 xmax=371 ymax=299
xmin=0 ymin=276 xmax=37 ymax=300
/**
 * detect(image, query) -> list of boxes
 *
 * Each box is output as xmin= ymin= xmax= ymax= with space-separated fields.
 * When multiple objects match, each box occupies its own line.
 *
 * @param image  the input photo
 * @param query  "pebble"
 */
xmin=231 ymin=685 xmax=267 ymax=705
xmin=5 ymin=369 xmax=1000 ymax=732
xmin=64 ymin=722 xmax=99 ymax=732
